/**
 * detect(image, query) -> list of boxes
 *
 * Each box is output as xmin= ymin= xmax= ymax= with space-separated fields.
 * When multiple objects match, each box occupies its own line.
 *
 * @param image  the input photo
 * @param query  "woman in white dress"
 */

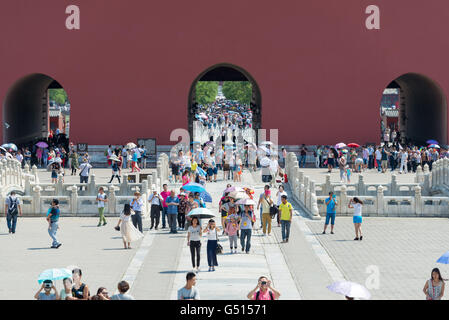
xmin=116 ymin=204 xmax=143 ymax=249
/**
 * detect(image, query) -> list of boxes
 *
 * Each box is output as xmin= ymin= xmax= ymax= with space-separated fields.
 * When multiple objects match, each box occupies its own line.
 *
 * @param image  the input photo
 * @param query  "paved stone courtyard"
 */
xmin=1 ymin=168 xmax=446 ymax=300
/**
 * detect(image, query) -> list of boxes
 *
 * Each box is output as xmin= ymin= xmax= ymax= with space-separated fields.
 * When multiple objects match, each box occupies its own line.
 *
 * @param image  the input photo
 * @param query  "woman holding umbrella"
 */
xmin=328 ymin=148 xmax=337 ymax=173
xmin=187 ymin=217 xmax=202 ymax=273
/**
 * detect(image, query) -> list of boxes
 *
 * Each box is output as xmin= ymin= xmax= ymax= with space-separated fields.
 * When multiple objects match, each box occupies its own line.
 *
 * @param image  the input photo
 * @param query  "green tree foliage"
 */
xmin=48 ymin=89 xmax=69 ymax=106
xmin=195 ymin=81 xmax=218 ymax=105
xmin=222 ymin=81 xmax=252 ymax=104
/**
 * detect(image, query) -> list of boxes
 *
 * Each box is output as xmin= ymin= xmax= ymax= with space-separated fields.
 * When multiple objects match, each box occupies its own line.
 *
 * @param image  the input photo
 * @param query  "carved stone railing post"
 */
xmin=88 ymin=174 xmax=96 ymax=196
xmin=340 ymin=185 xmax=347 ymax=215
xmin=357 ymin=174 xmax=365 ymax=196
xmin=109 ymin=185 xmax=117 ymax=215
xmin=69 ymin=185 xmax=78 ymax=215
xmin=390 ymin=174 xmax=397 ymax=196
xmin=33 ymin=185 xmax=42 ymax=215
xmin=24 ymin=175 xmax=31 ymax=195
xmin=414 ymin=185 xmax=422 ymax=216
xmin=377 ymin=185 xmax=385 ymax=216
xmin=121 ymin=174 xmax=129 ymax=196
xmin=56 ymin=175 xmax=64 ymax=196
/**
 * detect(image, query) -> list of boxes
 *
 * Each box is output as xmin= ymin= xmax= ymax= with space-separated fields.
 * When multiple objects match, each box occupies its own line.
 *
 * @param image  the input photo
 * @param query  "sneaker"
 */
xmin=330 ymin=231 xmax=334 ymax=234
xmin=246 ymin=251 xmax=250 ymax=254
xmin=286 ymin=239 xmax=289 ymax=242
xmin=103 ymin=222 xmax=107 ymax=226
xmin=360 ymin=236 xmax=363 ymax=240
xmin=51 ymin=245 xmax=57 ymax=249
xmin=97 ymin=223 xmax=101 ymax=227
xmin=354 ymin=237 xmax=359 ymax=240
xmin=56 ymin=243 xmax=62 ymax=248
xmin=208 ymin=267 xmax=212 ymax=272
xmin=322 ymin=231 xmax=326 ymax=234
xmin=242 ymin=247 xmax=245 ymax=252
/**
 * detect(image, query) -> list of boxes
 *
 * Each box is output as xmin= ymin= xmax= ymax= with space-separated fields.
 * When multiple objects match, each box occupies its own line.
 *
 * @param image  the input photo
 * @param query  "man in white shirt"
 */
xmin=79 ymin=158 xmax=92 ymax=184
xmin=375 ymin=148 xmax=382 ymax=172
xmin=399 ymin=150 xmax=408 ymax=174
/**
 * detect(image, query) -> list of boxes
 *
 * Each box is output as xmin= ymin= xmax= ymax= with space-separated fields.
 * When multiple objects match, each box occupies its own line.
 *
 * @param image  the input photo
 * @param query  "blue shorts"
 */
xmin=353 ymin=216 xmax=362 ymax=224
xmin=363 ymin=159 xmax=368 ymax=165
xmin=325 ymin=212 xmax=336 ymax=225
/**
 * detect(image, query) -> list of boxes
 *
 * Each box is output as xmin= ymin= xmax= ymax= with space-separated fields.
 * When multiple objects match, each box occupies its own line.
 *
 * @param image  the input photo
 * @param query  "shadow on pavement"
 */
xmin=27 ymin=247 xmax=53 ymax=250
xmin=103 ymin=248 xmax=127 ymax=250
xmin=159 ymin=270 xmax=191 ymax=274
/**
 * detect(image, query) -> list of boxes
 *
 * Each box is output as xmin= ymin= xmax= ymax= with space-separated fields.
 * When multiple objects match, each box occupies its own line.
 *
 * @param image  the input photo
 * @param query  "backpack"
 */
xmin=256 ymin=290 xmax=274 ymax=300
xmin=7 ymin=196 xmax=18 ymax=215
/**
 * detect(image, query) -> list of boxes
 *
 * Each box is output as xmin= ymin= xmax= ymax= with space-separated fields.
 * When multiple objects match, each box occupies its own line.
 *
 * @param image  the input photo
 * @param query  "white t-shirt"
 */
xmin=277 ymin=191 xmax=287 ymax=206
xmin=97 ymin=193 xmax=107 ymax=208
xmin=375 ymin=150 xmax=382 ymax=160
xmin=205 ymin=228 xmax=218 ymax=241
xmin=401 ymin=152 xmax=408 ymax=162
xmin=79 ymin=163 xmax=92 ymax=176
xmin=188 ymin=226 xmax=201 ymax=241
xmin=353 ymin=203 xmax=362 ymax=217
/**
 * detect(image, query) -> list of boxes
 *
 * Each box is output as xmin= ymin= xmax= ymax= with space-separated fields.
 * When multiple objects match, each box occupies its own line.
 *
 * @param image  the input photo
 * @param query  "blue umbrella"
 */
xmin=437 ymin=251 xmax=449 ymax=264
xmin=427 ymin=140 xmax=439 ymax=145
xmin=196 ymin=167 xmax=207 ymax=177
xmin=2 ymin=143 xmax=17 ymax=152
xmin=38 ymin=268 xmax=72 ymax=283
xmin=191 ymin=141 xmax=200 ymax=144
xmin=182 ymin=182 xmax=206 ymax=193
xmin=200 ymin=191 xmax=212 ymax=203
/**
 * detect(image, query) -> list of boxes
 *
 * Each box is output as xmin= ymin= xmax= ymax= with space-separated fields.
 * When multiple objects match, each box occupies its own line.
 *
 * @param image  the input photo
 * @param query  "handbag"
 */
xmin=114 ymin=226 xmax=120 ymax=231
xmin=216 ymin=243 xmax=223 ymax=254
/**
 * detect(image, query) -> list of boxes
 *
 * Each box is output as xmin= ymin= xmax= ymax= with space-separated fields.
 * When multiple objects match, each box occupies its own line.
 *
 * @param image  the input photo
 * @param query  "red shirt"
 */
xmin=160 ymin=191 xmax=170 ymax=208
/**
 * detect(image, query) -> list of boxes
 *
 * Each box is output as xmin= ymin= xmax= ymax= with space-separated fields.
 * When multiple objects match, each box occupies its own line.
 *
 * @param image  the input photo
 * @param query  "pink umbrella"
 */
xmin=224 ymin=186 xmax=244 ymax=193
xmin=335 ymin=142 xmax=347 ymax=149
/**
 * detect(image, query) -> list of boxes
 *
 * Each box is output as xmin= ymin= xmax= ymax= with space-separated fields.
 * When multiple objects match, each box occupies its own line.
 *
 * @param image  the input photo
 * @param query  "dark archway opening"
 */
xmin=187 ymin=63 xmax=262 ymax=143
xmin=3 ymin=73 xmax=71 ymax=147
xmin=380 ymin=73 xmax=447 ymax=146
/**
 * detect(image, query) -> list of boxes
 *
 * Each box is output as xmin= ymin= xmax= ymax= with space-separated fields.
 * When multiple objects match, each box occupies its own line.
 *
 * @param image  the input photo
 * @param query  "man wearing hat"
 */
xmin=130 ymin=192 xmax=144 ymax=232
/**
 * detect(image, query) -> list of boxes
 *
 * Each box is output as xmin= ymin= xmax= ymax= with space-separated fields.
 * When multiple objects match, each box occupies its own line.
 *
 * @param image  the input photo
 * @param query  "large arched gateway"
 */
xmin=380 ymin=73 xmax=447 ymax=146
xmin=187 ymin=63 xmax=262 ymax=143
xmin=3 ymin=73 xmax=70 ymax=145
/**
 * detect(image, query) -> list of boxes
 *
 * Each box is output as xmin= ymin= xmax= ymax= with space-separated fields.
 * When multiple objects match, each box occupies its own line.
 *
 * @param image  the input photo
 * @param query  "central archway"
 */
xmin=187 ymin=63 xmax=262 ymax=143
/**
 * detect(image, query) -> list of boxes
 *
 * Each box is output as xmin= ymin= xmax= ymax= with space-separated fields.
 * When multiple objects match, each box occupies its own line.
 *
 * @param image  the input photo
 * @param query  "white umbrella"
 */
xmin=260 ymin=157 xmax=270 ymax=167
xmin=109 ymin=155 xmax=120 ymax=162
xmin=126 ymin=142 xmax=137 ymax=149
xmin=260 ymin=141 xmax=274 ymax=145
xmin=228 ymin=191 xmax=250 ymax=200
xmin=236 ymin=198 xmax=256 ymax=205
xmin=327 ymin=281 xmax=371 ymax=300
xmin=258 ymin=146 xmax=270 ymax=154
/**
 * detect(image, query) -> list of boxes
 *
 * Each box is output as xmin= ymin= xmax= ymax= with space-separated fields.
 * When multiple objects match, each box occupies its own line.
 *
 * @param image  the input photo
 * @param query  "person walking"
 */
xmin=108 ymin=158 xmax=121 ymax=183
xmin=322 ymin=192 xmax=337 ymax=234
xmin=178 ymin=272 xmax=200 ymax=300
xmin=279 ymin=195 xmax=293 ymax=243
xmin=5 ymin=191 xmax=22 ymax=234
xmin=225 ymin=215 xmax=239 ymax=253
xmin=348 ymin=197 xmax=364 ymax=240
xmin=160 ymin=184 xmax=170 ymax=229
xmin=247 ymin=276 xmax=281 ymax=300
xmin=166 ymin=190 xmax=180 ymax=233
xmin=177 ymin=193 xmax=188 ymax=230
xmin=78 ymin=158 xmax=92 ymax=184
xmin=96 ymin=187 xmax=108 ymax=227
xmin=338 ymin=155 xmax=347 ymax=183
xmin=148 ymin=191 xmax=162 ymax=230
xmin=69 ymin=148 xmax=79 ymax=175
xmin=203 ymin=219 xmax=220 ymax=272
xmin=110 ymin=281 xmax=135 ymax=300
xmin=116 ymin=204 xmax=144 ymax=249
xmin=423 ymin=268 xmax=445 ymax=300
xmin=240 ymin=205 xmax=253 ymax=253
xmin=130 ymin=192 xmax=144 ymax=233
xmin=276 ymin=185 xmax=287 ymax=228
xmin=259 ymin=189 xmax=273 ymax=236
xmin=187 ymin=217 xmax=202 ymax=272
xmin=399 ymin=149 xmax=408 ymax=174
xmin=46 ymin=199 xmax=62 ymax=249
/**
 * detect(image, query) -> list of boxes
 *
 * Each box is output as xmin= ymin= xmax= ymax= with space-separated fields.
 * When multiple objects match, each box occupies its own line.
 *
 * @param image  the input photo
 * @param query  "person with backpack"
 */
xmin=78 ymin=158 xmax=92 ymax=184
xmin=5 ymin=191 xmax=22 ymax=234
xmin=247 ymin=276 xmax=281 ymax=300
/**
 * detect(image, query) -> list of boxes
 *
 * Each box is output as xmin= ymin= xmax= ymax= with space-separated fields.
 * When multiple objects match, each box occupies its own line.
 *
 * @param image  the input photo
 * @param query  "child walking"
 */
xmin=226 ymin=216 xmax=239 ymax=253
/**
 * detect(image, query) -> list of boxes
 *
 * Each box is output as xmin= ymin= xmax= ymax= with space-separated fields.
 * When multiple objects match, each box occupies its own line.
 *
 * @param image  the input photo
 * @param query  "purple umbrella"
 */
xmin=36 ymin=141 xmax=48 ymax=148
xmin=335 ymin=142 xmax=346 ymax=149
xmin=427 ymin=140 xmax=439 ymax=145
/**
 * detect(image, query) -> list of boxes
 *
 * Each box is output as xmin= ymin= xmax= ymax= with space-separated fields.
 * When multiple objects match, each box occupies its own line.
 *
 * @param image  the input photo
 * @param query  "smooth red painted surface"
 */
xmin=0 ymin=0 xmax=448 ymax=145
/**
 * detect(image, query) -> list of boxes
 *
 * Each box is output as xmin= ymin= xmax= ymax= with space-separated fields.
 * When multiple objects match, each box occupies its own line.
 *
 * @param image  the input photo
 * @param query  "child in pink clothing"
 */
xmin=226 ymin=217 xmax=239 ymax=253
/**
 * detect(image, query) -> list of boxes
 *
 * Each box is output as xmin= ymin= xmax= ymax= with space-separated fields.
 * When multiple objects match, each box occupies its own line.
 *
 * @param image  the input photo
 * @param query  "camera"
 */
xmin=43 ymin=281 xmax=53 ymax=289
xmin=261 ymin=281 xmax=267 ymax=285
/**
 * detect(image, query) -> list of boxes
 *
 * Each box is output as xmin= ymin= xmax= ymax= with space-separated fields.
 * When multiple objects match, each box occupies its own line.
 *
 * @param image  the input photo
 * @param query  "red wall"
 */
xmin=0 ymin=0 xmax=448 ymax=145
